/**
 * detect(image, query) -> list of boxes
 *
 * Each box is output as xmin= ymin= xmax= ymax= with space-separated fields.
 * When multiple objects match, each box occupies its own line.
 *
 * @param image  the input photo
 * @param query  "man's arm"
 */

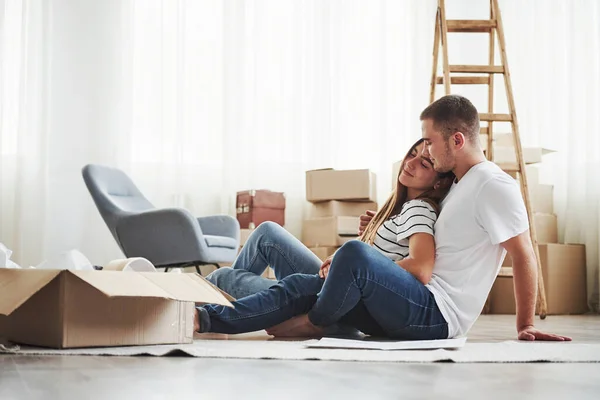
xmin=395 ymin=233 xmax=435 ymax=285
xmin=501 ymin=231 xmax=571 ymax=341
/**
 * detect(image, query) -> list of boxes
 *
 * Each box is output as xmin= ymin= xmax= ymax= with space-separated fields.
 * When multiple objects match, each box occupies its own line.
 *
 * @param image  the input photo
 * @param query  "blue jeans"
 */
xmin=202 ymin=222 xmax=448 ymax=339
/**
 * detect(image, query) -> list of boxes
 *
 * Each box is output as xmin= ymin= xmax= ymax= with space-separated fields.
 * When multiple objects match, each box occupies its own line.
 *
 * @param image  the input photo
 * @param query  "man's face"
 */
xmin=421 ymin=119 xmax=455 ymax=173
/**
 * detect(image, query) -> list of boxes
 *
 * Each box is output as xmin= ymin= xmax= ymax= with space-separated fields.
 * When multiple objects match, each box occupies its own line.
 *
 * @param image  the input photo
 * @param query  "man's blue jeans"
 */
xmin=202 ymin=222 xmax=448 ymax=339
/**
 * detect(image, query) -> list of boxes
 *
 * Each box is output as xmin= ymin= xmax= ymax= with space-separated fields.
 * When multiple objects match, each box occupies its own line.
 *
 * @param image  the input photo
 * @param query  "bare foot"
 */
xmin=193 ymin=308 xmax=200 ymax=332
xmin=266 ymin=314 xmax=325 ymax=338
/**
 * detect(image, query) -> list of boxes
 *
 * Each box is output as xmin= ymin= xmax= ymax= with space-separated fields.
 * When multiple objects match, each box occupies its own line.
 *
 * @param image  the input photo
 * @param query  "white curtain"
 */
xmin=1 ymin=0 xmax=599 ymax=311
xmin=127 ymin=0 xmax=437 ymax=239
xmin=0 ymin=0 xmax=132 ymax=266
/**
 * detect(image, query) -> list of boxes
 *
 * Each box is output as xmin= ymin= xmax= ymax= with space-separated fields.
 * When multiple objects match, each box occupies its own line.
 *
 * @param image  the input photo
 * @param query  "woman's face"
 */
xmin=398 ymin=143 xmax=438 ymax=190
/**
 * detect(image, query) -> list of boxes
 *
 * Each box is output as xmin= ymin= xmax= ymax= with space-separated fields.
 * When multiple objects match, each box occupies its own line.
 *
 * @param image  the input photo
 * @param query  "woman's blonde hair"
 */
xmin=360 ymin=139 xmax=455 ymax=245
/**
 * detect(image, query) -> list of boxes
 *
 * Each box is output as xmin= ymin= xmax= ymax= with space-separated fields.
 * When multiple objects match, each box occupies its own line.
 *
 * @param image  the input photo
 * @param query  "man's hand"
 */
xmin=518 ymin=325 xmax=572 ymax=341
xmin=359 ymin=210 xmax=376 ymax=235
xmin=318 ymin=257 xmax=332 ymax=279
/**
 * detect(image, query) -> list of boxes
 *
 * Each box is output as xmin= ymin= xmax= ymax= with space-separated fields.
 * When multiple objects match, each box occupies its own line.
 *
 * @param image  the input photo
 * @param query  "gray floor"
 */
xmin=1 ymin=315 xmax=600 ymax=400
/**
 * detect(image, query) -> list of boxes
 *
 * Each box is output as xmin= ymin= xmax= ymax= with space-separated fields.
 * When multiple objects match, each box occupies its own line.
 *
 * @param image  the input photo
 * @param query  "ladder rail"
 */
xmin=487 ymin=0 xmax=496 ymax=163
xmin=439 ymin=0 xmax=451 ymax=95
xmin=429 ymin=9 xmax=441 ymax=104
xmin=492 ymin=0 xmax=548 ymax=318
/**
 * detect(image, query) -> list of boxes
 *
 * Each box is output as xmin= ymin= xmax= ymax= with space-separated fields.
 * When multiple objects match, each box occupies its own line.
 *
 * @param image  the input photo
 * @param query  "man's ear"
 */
xmin=453 ymin=132 xmax=466 ymax=149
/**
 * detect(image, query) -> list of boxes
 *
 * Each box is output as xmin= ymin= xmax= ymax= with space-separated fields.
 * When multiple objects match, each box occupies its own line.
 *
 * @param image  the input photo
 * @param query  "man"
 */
xmin=207 ymin=95 xmax=570 ymax=341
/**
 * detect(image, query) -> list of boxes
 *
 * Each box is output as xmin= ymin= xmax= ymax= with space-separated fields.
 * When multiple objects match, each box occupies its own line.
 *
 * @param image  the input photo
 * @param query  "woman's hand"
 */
xmin=318 ymin=256 xmax=333 ymax=279
xmin=359 ymin=210 xmax=376 ymax=235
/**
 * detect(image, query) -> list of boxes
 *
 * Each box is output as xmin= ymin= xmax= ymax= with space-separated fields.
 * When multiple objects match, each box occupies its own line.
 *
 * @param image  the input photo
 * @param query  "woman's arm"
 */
xmin=395 ymin=233 xmax=435 ymax=285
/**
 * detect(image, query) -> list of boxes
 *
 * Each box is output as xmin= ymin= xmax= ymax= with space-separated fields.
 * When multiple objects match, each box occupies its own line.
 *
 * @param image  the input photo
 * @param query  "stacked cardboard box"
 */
xmin=491 ymin=244 xmax=587 ymax=315
xmin=481 ymin=137 xmax=588 ymax=315
xmin=304 ymin=169 xmax=378 ymax=260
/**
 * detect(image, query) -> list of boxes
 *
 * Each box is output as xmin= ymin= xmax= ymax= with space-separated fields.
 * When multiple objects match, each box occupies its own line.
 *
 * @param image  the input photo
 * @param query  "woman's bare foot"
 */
xmin=266 ymin=314 xmax=325 ymax=338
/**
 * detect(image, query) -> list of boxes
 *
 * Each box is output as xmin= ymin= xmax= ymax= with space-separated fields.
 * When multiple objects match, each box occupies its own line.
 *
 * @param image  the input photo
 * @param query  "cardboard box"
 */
xmin=533 ymin=213 xmax=558 ymax=244
xmin=504 ymin=165 xmax=539 ymax=186
xmin=0 ymin=269 xmax=232 ymax=349
xmin=240 ymin=228 xmax=254 ymax=247
xmin=490 ymin=243 xmax=588 ymax=315
xmin=309 ymin=200 xmax=377 ymax=218
xmin=306 ymin=169 xmax=377 ymax=202
xmin=529 ymin=184 xmax=554 ymax=214
xmin=522 ymin=165 xmax=539 ymax=187
xmin=309 ymin=247 xmax=339 ymax=261
xmin=302 ymin=216 xmax=359 ymax=247
xmin=494 ymin=146 xmax=555 ymax=165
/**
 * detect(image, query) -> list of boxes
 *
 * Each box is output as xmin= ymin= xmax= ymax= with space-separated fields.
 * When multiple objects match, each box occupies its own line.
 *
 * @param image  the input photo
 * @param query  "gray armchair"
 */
xmin=82 ymin=164 xmax=240 ymax=274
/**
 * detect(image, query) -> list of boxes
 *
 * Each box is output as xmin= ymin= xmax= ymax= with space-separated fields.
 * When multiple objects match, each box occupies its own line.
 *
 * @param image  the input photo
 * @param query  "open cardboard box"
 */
xmin=0 ymin=269 xmax=233 ymax=349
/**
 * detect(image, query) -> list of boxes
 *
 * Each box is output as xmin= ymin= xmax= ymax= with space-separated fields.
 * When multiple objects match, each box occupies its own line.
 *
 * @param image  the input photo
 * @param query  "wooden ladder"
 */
xmin=429 ymin=0 xmax=548 ymax=318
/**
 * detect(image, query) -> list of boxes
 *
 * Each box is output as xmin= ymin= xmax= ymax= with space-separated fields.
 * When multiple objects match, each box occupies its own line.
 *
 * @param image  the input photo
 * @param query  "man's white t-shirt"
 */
xmin=426 ymin=161 xmax=529 ymax=338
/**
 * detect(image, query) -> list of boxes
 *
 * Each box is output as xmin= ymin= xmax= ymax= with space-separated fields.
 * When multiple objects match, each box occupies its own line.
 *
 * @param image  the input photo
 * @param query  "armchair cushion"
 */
xmin=204 ymin=235 xmax=238 ymax=249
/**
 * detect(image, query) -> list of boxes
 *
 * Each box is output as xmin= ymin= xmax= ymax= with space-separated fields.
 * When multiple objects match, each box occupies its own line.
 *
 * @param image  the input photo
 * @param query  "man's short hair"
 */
xmin=420 ymin=95 xmax=480 ymax=143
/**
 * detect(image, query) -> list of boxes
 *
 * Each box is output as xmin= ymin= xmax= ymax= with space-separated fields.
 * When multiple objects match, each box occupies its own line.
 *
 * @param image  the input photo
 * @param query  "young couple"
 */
xmin=197 ymin=94 xmax=570 ymax=341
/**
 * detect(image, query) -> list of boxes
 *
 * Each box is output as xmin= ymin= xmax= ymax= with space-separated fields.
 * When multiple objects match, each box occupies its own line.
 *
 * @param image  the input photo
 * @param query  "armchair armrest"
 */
xmin=116 ymin=208 xmax=208 ymax=266
xmin=197 ymin=215 xmax=240 ymax=241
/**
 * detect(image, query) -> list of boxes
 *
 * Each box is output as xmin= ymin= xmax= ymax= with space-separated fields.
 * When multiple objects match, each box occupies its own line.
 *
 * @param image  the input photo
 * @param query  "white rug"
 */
xmin=2 ymin=338 xmax=599 ymax=363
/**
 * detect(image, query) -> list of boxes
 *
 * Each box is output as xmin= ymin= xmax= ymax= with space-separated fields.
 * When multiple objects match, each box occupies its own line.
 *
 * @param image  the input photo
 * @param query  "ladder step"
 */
xmin=496 ymin=163 xmax=520 ymax=172
xmin=446 ymin=20 xmax=497 ymax=33
xmin=479 ymin=113 xmax=512 ymax=122
xmin=436 ymin=76 xmax=489 ymax=85
xmin=449 ymin=65 xmax=504 ymax=73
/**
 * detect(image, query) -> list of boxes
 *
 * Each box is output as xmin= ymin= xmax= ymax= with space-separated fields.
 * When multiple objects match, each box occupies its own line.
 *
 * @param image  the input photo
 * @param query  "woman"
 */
xmin=197 ymin=139 xmax=455 ymax=339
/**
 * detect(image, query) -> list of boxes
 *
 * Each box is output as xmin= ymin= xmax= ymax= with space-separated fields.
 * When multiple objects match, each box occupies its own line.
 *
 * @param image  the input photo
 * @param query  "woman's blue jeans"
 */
xmin=202 ymin=222 xmax=447 ymax=339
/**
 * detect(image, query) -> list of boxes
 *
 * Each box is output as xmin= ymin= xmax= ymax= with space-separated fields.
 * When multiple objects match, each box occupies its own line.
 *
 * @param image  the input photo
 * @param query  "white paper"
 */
xmin=35 ymin=249 xmax=94 ymax=270
xmin=0 ymin=243 xmax=21 ymax=269
xmin=307 ymin=336 xmax=467 ymax=351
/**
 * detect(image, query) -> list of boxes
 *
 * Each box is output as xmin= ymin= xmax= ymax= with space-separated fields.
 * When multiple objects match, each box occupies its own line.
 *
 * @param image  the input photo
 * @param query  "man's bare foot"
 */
xmin=193 ymin=308 xmax=200 ymax=332
xmin=266 ymin=314 xmax=325 ymax=338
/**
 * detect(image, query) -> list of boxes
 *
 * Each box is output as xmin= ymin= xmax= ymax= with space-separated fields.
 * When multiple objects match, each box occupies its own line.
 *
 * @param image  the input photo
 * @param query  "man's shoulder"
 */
xmin=472 ymin=162 xmax=519 ymax=192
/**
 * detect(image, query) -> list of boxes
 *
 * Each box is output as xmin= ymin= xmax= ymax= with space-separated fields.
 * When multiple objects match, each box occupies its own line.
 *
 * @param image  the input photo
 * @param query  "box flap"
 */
xmin=140 ymin=273 xmax=234 ymax=307
xmin=70 ymin=270 xmax=173 ymax=298
xmin=69 ymin=270 xmax=234 ymax=307
xmin=0 ymin=269 xmax=62 ymax=316
xmin=191 ymin=274 xmax=237 ymax=303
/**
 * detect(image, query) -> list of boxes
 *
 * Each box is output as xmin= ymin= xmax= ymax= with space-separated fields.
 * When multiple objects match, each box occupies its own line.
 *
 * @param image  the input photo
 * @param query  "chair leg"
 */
xmin=195 ymin=265 xmax=202 ymax=275
xmin=164 ymin=266 xmax=170 ymax=273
